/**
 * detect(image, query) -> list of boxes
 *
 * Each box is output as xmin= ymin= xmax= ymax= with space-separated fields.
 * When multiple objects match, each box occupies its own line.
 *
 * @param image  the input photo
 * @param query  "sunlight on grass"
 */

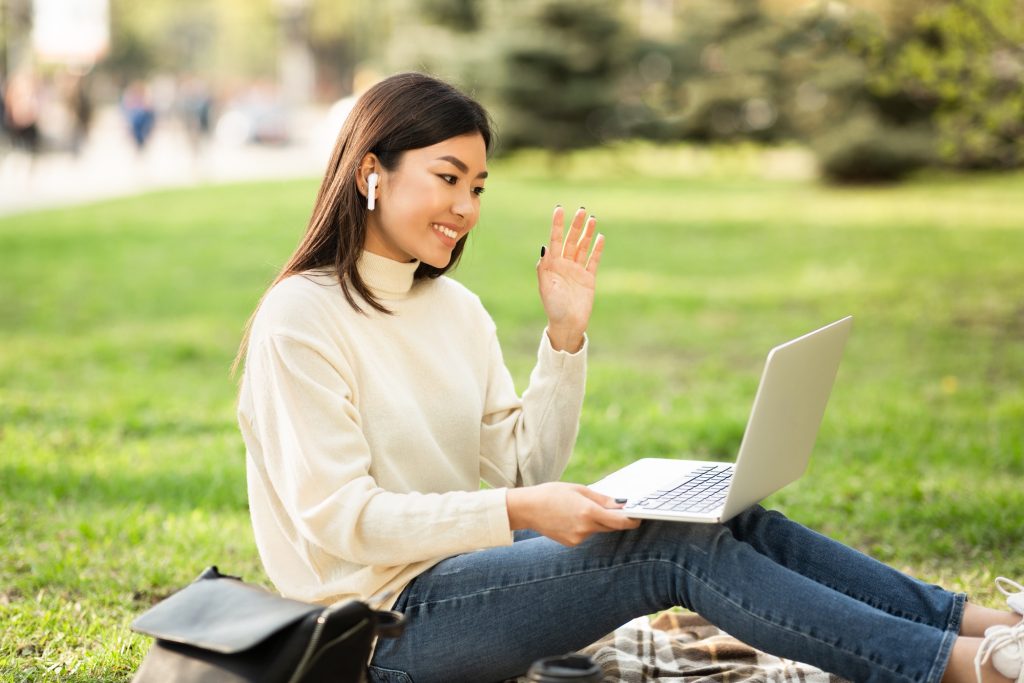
xmin=2 ymin=147 xmax=1023 ymax=680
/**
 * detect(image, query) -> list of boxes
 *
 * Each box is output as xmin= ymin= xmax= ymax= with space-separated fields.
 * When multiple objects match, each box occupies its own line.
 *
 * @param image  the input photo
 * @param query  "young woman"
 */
xmin=235 ymin=72 xmax=1023 ymax=683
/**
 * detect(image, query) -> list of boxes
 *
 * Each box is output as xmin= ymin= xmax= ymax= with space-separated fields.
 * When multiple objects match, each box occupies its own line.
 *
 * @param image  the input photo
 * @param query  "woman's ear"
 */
xmin=356 ymin=152 xmax=381 ymax=199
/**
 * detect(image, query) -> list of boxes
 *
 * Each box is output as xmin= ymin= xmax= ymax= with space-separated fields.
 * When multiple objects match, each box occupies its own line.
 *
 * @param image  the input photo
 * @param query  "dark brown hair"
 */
xmin=233 ymin=72 xmax=493 ymax=374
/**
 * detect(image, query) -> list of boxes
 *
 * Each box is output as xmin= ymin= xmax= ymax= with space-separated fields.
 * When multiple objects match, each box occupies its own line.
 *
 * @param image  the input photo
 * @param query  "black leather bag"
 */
xmin=130 ymin=567 xmax=404 ymax=683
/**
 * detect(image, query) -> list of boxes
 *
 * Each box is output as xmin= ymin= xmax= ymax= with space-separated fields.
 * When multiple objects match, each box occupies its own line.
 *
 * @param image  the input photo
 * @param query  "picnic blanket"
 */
xmin=519 ymin=611 xmax=850 ymax=682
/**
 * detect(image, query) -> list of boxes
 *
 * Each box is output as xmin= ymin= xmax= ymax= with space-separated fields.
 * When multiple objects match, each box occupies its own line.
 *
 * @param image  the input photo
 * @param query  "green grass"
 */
xmin=2 ymin=151 xmax=1023 ymax=680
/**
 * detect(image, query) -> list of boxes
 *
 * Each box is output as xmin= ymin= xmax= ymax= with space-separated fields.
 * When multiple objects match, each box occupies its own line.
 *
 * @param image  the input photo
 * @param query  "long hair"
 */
xmin=232 ymin=73 xmax=493 ymax=375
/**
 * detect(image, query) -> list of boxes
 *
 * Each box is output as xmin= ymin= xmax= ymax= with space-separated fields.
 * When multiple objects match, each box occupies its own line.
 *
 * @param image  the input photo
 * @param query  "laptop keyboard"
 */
xmin=625 ymin=464 xmax=734 ymax=514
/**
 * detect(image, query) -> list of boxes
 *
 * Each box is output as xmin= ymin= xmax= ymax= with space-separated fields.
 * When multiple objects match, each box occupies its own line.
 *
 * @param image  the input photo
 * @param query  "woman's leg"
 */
xmin=725 ymin=506 xmax=965 ymax=631
xmin=726 ymin=506 xmax=1018 ymax=641
xmin=369 ymin=510 xmax=964 ymax=683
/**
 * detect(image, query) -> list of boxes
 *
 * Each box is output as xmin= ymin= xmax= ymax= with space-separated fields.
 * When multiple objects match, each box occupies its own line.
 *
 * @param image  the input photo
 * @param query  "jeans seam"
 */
xmin=401 ymin=558 xmax=648 ymax=610
xmin=810 ymin=577 xmax=933 ymax=627
xmin=925 ymin=592 xmax=966 ymax=683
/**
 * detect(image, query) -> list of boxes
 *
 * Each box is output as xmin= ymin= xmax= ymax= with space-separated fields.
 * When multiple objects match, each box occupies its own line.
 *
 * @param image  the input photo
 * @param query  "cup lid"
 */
xmin=527 ymin=654 xmax=601 ymax=680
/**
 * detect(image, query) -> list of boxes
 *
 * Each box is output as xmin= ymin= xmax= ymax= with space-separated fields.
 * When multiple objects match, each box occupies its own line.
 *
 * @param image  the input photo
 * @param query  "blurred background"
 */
xmin=2 ymin=2 xmax=1023 ymax=679
xmin=2 ymin=0 xmax=1022 ymax=213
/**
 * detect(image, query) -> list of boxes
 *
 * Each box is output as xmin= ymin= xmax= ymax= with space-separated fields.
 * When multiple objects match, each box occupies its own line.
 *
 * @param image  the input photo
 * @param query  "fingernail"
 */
xmin=578 ymin=205 xmax=586 ymax=211
xmin=555 ymin=203 xmax=562 ymax=208
xmin=540 ymin=246 xmax=546 ymax=257
xmin=615 ymin=497 xmax=627 ymax=504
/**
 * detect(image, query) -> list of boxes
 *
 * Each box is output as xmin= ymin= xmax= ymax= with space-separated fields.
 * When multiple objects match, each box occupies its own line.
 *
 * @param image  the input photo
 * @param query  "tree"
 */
xmin=871 ymin=0 xmax=1024 ymax=169
xmin=630 ymin=1 xmax=937 ymax=182
xmin=782 ymin=4 xmax=937 ymax=182
xmin=479 ymin=0 xmax=632 ymax=153
xmin=98 ymin=0 xmax=280 ymax=86
xmin=643 ymin=0 xmax=793 ymax=143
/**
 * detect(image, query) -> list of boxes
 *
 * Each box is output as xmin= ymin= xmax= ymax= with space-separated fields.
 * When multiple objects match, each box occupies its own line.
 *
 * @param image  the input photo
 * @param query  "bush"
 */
xmin=482 ymin=0 xmax=631 ymax=153
xmin=812 ymin=111 xmax=934 ymax=183
xmin=870 ymin=0 xmax=1024 ymax=171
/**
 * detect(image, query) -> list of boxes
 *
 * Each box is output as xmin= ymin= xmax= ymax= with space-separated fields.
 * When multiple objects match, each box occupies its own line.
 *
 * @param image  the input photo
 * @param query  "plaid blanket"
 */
xmin=519 ymin=611 xmax=850 ymax=682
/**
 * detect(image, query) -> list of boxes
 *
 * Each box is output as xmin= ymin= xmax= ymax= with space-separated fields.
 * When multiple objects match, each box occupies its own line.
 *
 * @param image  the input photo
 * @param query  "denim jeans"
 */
xmin=368 ymin=506 xmax=965 ymax=683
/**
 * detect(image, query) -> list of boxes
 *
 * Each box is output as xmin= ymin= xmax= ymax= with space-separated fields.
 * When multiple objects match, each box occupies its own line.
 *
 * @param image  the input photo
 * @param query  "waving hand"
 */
xmin=537 ymin=206 xmax=604 ymax=353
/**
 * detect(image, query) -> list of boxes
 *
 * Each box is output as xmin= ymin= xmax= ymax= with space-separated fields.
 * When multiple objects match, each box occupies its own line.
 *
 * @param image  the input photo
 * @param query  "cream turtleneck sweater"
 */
xmin=237 ymin=251 xmax=587 ymax=605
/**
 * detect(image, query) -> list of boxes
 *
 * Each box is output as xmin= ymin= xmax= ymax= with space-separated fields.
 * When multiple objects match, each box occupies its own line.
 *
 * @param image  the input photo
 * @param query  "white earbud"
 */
xmin=367 ymin=172 xmax=379 ymax=211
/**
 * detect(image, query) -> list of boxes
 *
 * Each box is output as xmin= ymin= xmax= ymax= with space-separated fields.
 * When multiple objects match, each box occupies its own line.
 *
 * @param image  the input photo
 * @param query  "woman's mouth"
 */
xmin=431 ymin=223 xmax=459 ymax=239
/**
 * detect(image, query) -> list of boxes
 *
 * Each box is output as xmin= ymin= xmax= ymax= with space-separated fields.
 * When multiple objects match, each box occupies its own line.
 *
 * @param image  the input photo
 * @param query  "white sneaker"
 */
xmin=976 ymin=621 xmax=1024 ymax=682
xmin=997 ymin=577 xmax=1024 ymax=616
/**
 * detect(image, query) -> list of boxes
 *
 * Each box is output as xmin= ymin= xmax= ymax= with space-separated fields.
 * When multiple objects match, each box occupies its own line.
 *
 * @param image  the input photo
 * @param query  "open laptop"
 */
xmin=590 ymin=316 xmax=852 ymax=524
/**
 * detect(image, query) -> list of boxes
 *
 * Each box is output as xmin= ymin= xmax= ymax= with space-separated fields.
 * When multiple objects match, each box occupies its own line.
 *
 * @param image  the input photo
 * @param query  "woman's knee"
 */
xmin=726 ymin=504 xmax=786 ymax=536
xmin=605 ymin=519 xmax=735 ymax=561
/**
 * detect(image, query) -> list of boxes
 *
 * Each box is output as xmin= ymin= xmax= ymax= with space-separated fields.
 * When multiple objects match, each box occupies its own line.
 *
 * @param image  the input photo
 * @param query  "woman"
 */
xmin=235 ymin=72 xmax=1023 ymax=683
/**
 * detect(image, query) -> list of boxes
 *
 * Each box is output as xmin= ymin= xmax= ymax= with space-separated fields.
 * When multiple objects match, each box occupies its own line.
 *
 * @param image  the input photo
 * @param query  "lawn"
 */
xmin=1 ymin=151 xmax=1022 ymax=681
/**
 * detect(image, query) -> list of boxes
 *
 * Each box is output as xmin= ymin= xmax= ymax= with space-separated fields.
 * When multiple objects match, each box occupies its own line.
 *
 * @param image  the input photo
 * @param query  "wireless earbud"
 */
xmin=367 ymin=172 xmax=379 ymax=211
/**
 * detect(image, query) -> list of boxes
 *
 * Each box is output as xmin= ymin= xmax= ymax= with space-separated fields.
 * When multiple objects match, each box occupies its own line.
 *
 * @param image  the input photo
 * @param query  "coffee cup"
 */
xmin=525 ymin=654 xmax=602 ymax=682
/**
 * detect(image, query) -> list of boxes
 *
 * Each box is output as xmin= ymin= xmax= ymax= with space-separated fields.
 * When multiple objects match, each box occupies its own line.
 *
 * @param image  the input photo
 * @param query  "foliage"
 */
xmin=647 ymin=0 xmax=1024 ymax=178
xmin=419 ymin=0 xmax=482 ymax=32
xmin=384 ymin=0 xmax=634 ymax=154
xmin=786 ymin=6 xmax=938 ymax=182
xmin=634 ymin=0 xmax=793 ymax=143
xmin=24 ymin=0 xmax=1024 ymax=181
xmin=811 ymin=110 xmax=935 ymax=183
xmin=870 ymin=0 xmax=1024 ymax=170
xmin=99 ymin=0 xmax=279 ymax=84
xmin=629 ymin=2 xmax=940 ymax=182
xmin=480 ymin=0 xmax=632 ymax=152
xmin=375 ymin=0 xmax=1024 ymax=179
xmin=2 ymin=161 xmax=1024 ymax=678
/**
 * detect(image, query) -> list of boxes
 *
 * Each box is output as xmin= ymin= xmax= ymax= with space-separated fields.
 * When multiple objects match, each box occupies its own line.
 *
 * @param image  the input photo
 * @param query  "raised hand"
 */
xmin=537 ymin=206 xmax=605 ymax=352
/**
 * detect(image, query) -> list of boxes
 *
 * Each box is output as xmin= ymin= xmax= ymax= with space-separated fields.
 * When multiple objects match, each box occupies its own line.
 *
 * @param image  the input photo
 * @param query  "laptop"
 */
xmin=590 ymin=316 xmax=852 ymax=524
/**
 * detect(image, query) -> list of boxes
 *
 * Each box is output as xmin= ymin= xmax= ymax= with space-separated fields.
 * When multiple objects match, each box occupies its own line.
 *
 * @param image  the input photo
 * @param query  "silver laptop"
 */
xmin=590 ymin=316 xmax=852 ymax=524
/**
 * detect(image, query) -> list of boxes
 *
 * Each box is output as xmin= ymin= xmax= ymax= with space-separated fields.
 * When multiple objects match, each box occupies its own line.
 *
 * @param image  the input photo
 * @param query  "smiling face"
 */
xmin=362 ymin=132 xmax=488 ymax=269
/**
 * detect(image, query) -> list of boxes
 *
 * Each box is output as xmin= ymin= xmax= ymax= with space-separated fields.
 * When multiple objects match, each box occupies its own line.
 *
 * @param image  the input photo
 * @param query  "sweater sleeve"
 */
xmin=242 ymin=332 xmax=513 ymax=568
xmin=478 ymin=328 xmax=588 ymax=489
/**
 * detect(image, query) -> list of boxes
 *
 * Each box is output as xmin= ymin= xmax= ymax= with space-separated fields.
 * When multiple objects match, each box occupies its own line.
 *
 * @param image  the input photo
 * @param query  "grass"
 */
xmin=1 ymin=150 xmax=1023 ymax=681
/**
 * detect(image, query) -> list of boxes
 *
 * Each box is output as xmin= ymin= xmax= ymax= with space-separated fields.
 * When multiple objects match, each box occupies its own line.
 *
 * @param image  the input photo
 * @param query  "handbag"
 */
xmin=130 ymin=566 xmax=404 ymax=683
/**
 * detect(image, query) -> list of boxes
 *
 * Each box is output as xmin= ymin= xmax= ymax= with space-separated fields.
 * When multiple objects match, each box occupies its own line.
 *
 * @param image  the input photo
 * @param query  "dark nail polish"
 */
xmin=615 ymin=498 xmax=628 ymax=504
xmin=540 ymin=246 xmax=546 ymax=257
xmin=579 ymin=206 xmax=586 ymax=211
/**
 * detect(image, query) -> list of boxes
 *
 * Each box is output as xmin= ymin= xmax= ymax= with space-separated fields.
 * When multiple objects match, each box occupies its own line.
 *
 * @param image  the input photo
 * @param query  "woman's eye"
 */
xmin=473 ymin=187 xmax=486 ymax=196
xmin=439 ymin=174 xmax=457 ymax=185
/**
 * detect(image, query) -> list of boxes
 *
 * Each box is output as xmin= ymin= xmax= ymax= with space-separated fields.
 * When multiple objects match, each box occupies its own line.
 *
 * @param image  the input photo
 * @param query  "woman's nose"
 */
xmin=452 ymin=189 xmax=477 ymax=220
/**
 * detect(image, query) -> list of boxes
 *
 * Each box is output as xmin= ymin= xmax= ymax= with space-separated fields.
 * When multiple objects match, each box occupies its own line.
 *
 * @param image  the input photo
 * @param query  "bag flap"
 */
xmin=131 ymin=577 xmax=322 ymax=654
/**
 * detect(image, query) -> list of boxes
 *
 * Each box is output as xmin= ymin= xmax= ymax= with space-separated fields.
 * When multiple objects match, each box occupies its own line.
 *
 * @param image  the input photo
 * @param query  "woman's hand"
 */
xmin=537 ymin=206 xmax=604 ymax=353
xmin=506 ymin=482 xmax=640 ymax=547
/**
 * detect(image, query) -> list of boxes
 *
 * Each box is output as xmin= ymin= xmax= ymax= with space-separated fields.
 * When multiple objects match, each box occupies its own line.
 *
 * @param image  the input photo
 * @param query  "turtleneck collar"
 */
xmin=356 ymin=250 xmax=420 ymax=297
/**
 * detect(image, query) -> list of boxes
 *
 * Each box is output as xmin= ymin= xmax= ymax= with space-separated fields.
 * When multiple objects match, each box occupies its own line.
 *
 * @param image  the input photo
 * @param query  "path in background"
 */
xmin=1 ymin=103 xmax=820 ymax=218
xmin=0 ymin=105 xmax=333 ymax=217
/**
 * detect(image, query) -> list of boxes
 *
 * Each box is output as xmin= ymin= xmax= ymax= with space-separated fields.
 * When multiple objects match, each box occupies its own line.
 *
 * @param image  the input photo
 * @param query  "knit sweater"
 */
xmin=237 ymin=251 xmax=588 ymax=605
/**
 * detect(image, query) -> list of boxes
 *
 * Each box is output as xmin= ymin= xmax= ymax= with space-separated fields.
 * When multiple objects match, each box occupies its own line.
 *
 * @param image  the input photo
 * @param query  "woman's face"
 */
xmin=364 ymin=132 xmax=488 ymax=269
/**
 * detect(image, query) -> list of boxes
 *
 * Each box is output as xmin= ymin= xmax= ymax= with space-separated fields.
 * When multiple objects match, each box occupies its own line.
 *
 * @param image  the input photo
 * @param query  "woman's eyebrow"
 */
xmin=435 ymin=155 xmax=488 ymax=179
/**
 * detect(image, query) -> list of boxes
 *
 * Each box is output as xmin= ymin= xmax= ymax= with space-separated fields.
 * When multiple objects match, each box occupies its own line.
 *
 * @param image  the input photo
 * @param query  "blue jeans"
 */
xmin=368 ymin=506 xmax=965 ymax=683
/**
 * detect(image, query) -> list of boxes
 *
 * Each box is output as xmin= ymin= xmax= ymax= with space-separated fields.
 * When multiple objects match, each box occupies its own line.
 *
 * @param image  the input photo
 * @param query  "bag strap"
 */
xmin=331 ymin=589 xmax=405 ymax=639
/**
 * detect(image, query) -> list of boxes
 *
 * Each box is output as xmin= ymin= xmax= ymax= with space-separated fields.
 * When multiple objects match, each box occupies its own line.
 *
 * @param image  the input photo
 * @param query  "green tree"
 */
xmin=632 ymin=1 xmax=937 ymax=182
xmin=645 ymin=0 xmax=793 ymax=143
xmin=99 ymin=0 xmax=279 ymax=85
xmin=872 ymin=0 xmax=1024 ymax=169
xmin=380 ymin=0 xmax=634 ymax=155
xmin=480 ymin=0 xmax=633 ymax=153
xmin=782 ymin=4 xmax=936 ymax=182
